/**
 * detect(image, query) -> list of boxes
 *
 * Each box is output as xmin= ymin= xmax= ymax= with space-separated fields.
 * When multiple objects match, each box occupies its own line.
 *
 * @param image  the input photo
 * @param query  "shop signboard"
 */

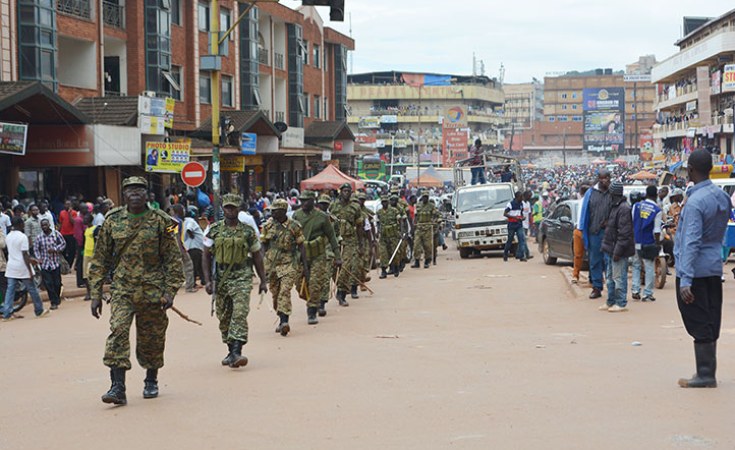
xmin=442 ymin=106 xmax=468 ymax=129
xmin=221 ymin=155 xmax=245 ymax=172
xmin=145 ymin=141 xmax=191 ymax=173
xmin=240 ymin=132 xmax=257 ymax=155
xmin=379 ymin=115 xmax=398 ymax=124
xmin=442 ymin=127 xmax=468 ymax=167
xmin=582 ymin=88 xmax=625 ymax=152
xmin=0 ymin=122 xmax=29 ymax=155
xmin=358 ymin=117 xmax=381 ymax=129
xmin=723 ymin=64 xmax=735 ymax=92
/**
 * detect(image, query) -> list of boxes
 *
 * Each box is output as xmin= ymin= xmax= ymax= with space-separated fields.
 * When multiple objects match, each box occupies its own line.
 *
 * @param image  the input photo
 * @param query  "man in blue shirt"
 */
xmin=674 ymin=149 xmax=731 ymax=388
xmin=631 ymin=185 xmax=662 ymax=302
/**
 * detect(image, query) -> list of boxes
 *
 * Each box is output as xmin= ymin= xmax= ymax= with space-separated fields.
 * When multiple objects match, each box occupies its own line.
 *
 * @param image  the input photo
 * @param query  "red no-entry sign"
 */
xmin=181 ymin=161 xmax=207 ymax=187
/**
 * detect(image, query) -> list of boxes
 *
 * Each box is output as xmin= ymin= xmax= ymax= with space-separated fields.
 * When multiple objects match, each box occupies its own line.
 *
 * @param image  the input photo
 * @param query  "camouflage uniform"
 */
xmin=292 ymin=194 xmax=339 ymax=310
xmin=390 ymin=192 xmax=410 ymax=266
xmin=329 ymin=194 xmax=362 ymax=299
xmin=262 ymin=211 xmax=305 ymax=317
xmin=317 ymin=195 xmax=338 ymax=305
xmin=413 ymin=196 xmax=440 ymax=266
xmin=355 ymin=194 xmax=375 ymax=284
xmin=377 ymin=201 xmax=404 ymax=271
xmin=205 ymin=220 xmax=261 ymax=344
xmin=89 ymin=191 xmax=184 ymax=371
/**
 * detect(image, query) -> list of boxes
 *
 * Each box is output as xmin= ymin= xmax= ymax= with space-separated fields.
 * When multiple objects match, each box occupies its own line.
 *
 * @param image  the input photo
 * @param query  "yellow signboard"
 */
xmin=243 ymin=155 xmax=263 ymax=166
xmin=221 ymin=155 xmax=245 ymax=172
xmin=145 ymin=141 xmax=191 ymax=173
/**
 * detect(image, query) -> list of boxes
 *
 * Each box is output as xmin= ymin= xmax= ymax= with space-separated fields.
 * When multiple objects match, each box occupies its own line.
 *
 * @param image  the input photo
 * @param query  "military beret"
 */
xmin=299 ymin=190 xmax=317 ymax=200
xmin=222 ymin=193 xmax=242 ymax=208
xmin=340 ymin=183 xmax=352 ymax=191
xmin=270 ymin=198 xmax=289 ymax=210
xmin=318 ymin=194 xmax=332 ymax=204
xmin=122 ymin=176 xmax=147 ymax=189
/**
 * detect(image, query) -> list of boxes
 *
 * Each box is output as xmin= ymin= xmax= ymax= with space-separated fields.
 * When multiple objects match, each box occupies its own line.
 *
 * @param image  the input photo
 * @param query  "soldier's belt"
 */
xmin=304 ymin=236 xmax=327 ymax=259
xmin=218 ymin=262 xmax=246 ymax=271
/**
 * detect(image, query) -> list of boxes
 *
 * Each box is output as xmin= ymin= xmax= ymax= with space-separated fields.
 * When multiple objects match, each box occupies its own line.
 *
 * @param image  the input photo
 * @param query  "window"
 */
xmin=165 ymin=66 xmax=182 ymax=100
xmin=304 ymin=94 xmax=310 ymax=117
xmin=199 ymin=72 xmax=211 ymax=103
xmin=313 ymin=44 xmax=320 ymax=68
xmin=571 ymin=92 xmax=577 ymax=99
xmin=558 ymin=115 xmax=569 ymax=122
xmin=198 ymin=2 xmax=209 ymax=31
xmin=222 ymin=75 xmax=233 ymax=107
xmin=18 ymin=1 xmax=57 ymax=87
xmin=220 ymin=7 xmax=231 ymax=35
xmin=297 ymin=95 xmax=305 ymax=114
xmin=562 ymin=104 xmax=567 ymax=110
xmin=171 ymin=0 xmax=181 ymax=25
xmin=572 ymin=115 xmax=583 ymax=122
xmin=572 ymin=104 xmax=577 ymax=110
xmin=631 ymin=103 xmax=636 ymax=109
xmin=301 ymin=40 xmax=309 ymax=65
xmin=548 ymin=116 xmax=556 ymax=122
xmin=314 ymin=95 xmax=321 ymax=118
xmin=561 ymin=93 xmax=567 ymax=99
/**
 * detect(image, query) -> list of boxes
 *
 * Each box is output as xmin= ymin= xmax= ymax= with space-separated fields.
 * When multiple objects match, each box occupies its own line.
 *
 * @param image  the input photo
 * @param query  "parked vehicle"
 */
xmin=537 ymin=199 xmax=586 ymax=267
xmin=452 ymin=182 xmax=516 ymax=258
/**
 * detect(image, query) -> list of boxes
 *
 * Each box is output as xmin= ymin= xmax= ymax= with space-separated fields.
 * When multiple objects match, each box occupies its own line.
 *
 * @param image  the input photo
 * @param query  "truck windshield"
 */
xmin=456 ymin=186 xmax=514 ymax=213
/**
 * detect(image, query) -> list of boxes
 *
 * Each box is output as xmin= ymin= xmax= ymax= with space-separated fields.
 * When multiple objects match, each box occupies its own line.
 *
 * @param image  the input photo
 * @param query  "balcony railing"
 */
xmin=103 ymin=1 xmax=125 ymax=29
xmin=104 ymin=90 xmax=122 ymax=97
xmin=275 ymin=111 xmax=285 ymax=123
xmin=274 ymin=52 xmax=285 ymax=70
xmin=258 ymin=48 xmax=269 ymax=65
xmin=57 ymin=0 xmax=92 ymax=20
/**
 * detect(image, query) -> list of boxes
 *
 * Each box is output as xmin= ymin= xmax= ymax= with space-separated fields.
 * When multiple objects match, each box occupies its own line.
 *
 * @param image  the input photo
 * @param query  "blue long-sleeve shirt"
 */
xmin=674 ymin=179 xmax=731 ymax=287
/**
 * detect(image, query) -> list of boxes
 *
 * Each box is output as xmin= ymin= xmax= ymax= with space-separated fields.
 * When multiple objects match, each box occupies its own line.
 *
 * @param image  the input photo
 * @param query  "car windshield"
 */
xmin=456 ymin=186 xmax=514 ymax=213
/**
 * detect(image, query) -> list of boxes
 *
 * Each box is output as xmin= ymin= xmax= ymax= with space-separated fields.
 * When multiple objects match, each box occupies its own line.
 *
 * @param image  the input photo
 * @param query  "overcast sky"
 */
xmin=311 ymin=1 xmax=734 ymax=83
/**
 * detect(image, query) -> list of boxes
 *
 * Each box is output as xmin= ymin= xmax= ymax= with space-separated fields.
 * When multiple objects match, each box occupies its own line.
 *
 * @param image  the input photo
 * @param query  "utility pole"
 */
xmin=562 ymin=127 xmax=567 ymax=166
xmin=634 ymin=81 xmax=639 ymax=157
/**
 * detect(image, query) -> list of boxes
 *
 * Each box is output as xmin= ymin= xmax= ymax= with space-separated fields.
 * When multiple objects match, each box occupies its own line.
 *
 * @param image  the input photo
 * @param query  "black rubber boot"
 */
xmin=318 ymin=301 xmax=327 ymax=317
xmin=678 ymin=342 xmax=717 ymax=388
xmin=379 ymin=268 xmax=387 ymax=279
xmin=221 ymin=342 xmax=234 ymax=366
xmin=307 ymin=307 xmax=319 ymax=325
xmin=101 ymin=368 xmax=127 ymax=405
xmin=392 ymin=264 xmax=400 ymax=278
xmin=424 ymin=258 xmax=431 ymax=268
xmin=350 ymin=285 xmax=359 ymax=299
xmin=229 ymin=341 xmax=249 ymax=368
xmin=411 ymin=259 xmax=420 ymax=268
xmin=143 ymin=369 xmax=159 ymax=399
xmin=336 ymin=290 xmax=349 ymax=307
xmin=277 ymin=313 xmax=290 ymax=336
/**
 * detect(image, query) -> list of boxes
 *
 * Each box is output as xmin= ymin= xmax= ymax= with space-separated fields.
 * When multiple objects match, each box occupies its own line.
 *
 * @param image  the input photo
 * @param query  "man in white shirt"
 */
xmin=237 ymin=207 xmax=261 ymax=239
xmin=183 ymin=209 xmax=206 ymax=286
xmin=521 ymin=190 xmax=533 ymax=260
xmin=3 ymin=217 xmax=49 ymax=320
xmin=0 ymin=210 xmax=10 ymax=235
xmin=38 ymin=201 xmax=55 ymax=227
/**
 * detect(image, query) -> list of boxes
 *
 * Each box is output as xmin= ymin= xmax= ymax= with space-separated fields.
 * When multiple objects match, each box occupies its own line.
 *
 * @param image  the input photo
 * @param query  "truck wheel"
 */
xmin=542 ymin=239 xmax=557 ymax=265
xmin=459 ymin=247 xmax=471 ymax=259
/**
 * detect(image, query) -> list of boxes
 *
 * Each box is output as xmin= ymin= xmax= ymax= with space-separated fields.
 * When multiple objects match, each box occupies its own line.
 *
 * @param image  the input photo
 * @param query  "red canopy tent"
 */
xmin=408 ymin=174 xmax=444 ymax=188
xmin=629 ymin=170 xmax=658 ymax=181
xmin=300 ymin=164 xmax=365 ymax=191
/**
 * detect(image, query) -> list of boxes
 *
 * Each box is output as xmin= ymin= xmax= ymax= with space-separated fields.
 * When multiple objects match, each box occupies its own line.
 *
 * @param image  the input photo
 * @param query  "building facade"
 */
xmin=503 ymin=80 xmax=543 ymax=129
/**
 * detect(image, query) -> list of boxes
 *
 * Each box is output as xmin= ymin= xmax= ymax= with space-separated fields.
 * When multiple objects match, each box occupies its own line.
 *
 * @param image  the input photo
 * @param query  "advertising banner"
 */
xmin=358 ymin=117 xmax=381 ymax=129
xmin=145 ymin=141 xmax=191 ymax=173
xmin=379 ymin=115 xmax=398 ymax=124
xmin=583 ymin=88 xmax=625 ymax=152
xmin=221 ymin=155 xmax=245 ymax=172
xmin=0 ymin=122 xmax=29 ymax=155
xmin=723 ymin=64 xmax=735 ymax=92
xmin=442 ymin=106 xmax=468 ymax=129
xmin=138 ymin=96 xmax=174 ymax=133
xmin=240 ymin=132 xmax=257 ymax=155
xmin=355 ymin=134 xmax=377 ymax=144
xmin=711 ymin=70 xmax=722 ymax=95
xmin=442 ymin=128 xmax=468 ymax=167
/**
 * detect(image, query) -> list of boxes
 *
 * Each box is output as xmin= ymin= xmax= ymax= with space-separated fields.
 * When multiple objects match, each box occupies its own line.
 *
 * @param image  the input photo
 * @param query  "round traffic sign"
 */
xmin=181 ymin=161 xmax=207 ymax=188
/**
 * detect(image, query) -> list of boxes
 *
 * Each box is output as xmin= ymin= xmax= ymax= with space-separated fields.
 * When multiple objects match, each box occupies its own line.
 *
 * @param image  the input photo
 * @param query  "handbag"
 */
xmin=638 ymin=244 xmax=660 ymax=260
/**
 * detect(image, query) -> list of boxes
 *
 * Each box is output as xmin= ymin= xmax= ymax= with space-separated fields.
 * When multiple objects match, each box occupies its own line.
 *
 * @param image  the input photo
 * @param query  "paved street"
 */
xmin=1 ymin=247 xmax=733 ymax=449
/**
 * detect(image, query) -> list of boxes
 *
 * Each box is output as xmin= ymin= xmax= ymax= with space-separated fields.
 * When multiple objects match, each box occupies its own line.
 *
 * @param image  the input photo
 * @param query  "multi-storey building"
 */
xmin=1 ymin=1 xmax=355 ymax=199
xmin=346 ymin=71 xmax=505 ymax=170
xmin=652 ymin=11 xmax=735 ymax=159
xmin=503 ymin=80 xmax=543 ymax=129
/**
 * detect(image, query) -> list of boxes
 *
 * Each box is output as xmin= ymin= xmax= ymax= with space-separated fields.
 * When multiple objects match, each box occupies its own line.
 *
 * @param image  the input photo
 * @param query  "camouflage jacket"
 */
xmin=377 ymin=205 xmax=403 ymax=238
xmin=261 ymin=217 xmax=305 ymax=274
xmin=205 ymin=220 xmax=261 ymax=279
xmin=328 ymin=199 xmax=362 ymax=239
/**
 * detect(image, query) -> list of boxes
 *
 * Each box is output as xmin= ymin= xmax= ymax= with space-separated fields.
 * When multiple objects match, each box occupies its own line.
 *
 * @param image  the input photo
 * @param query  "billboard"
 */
xmin=442 ymin=106 xmax=468 ymax=129
xmin=358 ymin=117 xmax=380 ymax=129
xmin=583 ymin=88 xmax=625 ymax=152
xmin=0 ymin=122 xmax=29 ymax=155
xmin=442 ymin=128 xmax=468 ymax=167
xmin=723 ymin=64 xmax=735 ymax=92
xmin=145 ymin=141 xmax=191 ymax=173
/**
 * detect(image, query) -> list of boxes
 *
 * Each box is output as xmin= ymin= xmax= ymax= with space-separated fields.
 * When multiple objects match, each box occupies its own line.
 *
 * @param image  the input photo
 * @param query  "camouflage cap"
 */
xmin=390 ymin=193 xmax=399 ymax=200
xmin=122 ymin=176 xmax=147 ymax=189
xmin=340 ymin=182 xmax=353 ymax=191
xmin=299 ymin=190 xmax=317 ymax=200
xmin=418 ymin=189 xmax=429 ymax=198
xmin=380 ymin=195 xmax=389 ymax=202
xmin=357 ymin=192 xmax=367 ymax=200
xmin=318 ymin=194 xmax=332 ymax=204
xmin=270 ymin=198 xmax=289 ymax=210
xmin=222 ymin=193 xmax=242 ymax=208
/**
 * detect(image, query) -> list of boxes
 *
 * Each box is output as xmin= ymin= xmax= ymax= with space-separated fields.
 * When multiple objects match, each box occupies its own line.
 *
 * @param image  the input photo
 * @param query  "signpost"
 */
xmin=181 ymin=161 xmax=207 ymax=188
xmin=240 ymin=132 xmax=257 ymax=155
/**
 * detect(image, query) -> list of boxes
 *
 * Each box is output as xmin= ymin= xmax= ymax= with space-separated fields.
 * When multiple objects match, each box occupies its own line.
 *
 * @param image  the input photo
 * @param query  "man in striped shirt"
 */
xmin=33 ymin=219 xmax=66 ymax=310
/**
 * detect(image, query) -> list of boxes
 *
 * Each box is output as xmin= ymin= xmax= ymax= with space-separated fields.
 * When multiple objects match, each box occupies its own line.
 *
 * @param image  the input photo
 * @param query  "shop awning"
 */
xmin=0 ymin=81 xmax=89 ymax=124
xmin=304 ymin=120 xmax=354 ymax=144
xmin=193 ymin=110 xmax=281 ymax=140
xmin=75 ymin=96 xmax=139 ymax=126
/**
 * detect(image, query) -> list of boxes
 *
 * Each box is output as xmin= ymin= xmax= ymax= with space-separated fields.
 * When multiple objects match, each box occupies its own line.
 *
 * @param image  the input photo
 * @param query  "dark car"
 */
xmin=537 ymin=199 xmax=587 ymax=266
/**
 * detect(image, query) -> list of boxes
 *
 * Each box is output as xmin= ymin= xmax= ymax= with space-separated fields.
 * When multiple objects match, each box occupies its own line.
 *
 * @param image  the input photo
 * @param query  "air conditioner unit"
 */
xmin=143 ymin=90 xmax=156 ymax=98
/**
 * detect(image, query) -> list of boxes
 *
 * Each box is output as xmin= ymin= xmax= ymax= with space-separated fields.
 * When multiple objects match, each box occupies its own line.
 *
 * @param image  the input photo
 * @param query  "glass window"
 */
xmin=167 ymin=66 xmax=182 ymax=100
xmin=198 ymin=3 xmax=209 ymax=31
xmin=561 ymin=93 xmax=567 ymax=99
xmin=222 ymin=75 xmax=233 ymax=107
xmin=548 ymin=116 xmax=556 ymax=122
xmin=199 ymin=72 xmax=211 ymax=104
xmin=313 ymin=45 xmax=320 ymax=68
xmin=314 ymin=95 xmax=320 ymax=118
xmin=171 ymin=0 xmax=180 ymax=25
xmin=302 ymin=40 xmax=309 ymax=65
xmin=304 ymin=94 xmax=310 ymax=117
xmin=220 ymin=8 xmax=231 ymax=32
xmin=571 ymin=92 xmax=577 ymax=99
xmin=572 ymin=104 xmax=577 ymax=110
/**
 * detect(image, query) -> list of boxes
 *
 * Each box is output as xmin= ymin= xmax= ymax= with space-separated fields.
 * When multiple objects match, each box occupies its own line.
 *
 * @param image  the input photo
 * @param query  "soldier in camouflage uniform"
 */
xmin=377 ymin=195 xmax=404 ymax=278
xmin=89 ymin=176 xmax=184 ymax=406
xmin=355 ymin=192 xmax=375 ymax=290
xmin=316 ymin=194 xmax=339 ymax=315
xmin=292 ymin=191 xmax=341 ymax=325
xmin=328 ymin=183 xmax=363 ymax=306
xmin=202 ymin=194 xmax=267 ymax=368
xmin=412 ymin=190 xmax=440 ymax=269
xmin=261 ymin=198 xmax=307 ymax=336
xmin=390 ymin=190 xmax=410 ymax=271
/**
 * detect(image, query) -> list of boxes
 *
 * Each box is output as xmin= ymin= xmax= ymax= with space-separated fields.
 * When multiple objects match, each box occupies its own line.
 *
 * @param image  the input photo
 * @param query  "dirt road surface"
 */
xmin=1 ymin=248 xmax=733 ymax=449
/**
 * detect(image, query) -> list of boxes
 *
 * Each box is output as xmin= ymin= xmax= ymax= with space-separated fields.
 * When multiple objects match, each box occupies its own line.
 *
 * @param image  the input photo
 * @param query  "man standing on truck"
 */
xmin=469 ymin=139 xmax=486 ymax=185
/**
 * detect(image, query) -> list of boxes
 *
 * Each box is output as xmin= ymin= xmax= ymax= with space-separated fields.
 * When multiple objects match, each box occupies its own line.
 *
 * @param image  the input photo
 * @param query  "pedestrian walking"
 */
xmin=202 ymin=193 xmax=268 ymax=367
xmin=292 ymin=191 xmax=341 ymax=324
xmin=33 ymin=219 xmax=66 ymax=310
xmin=58 ymin=199 xmax=77 ymax=267
xmin=522 ymin=190 xmax=533 ymax=260
xmin=572 ymin=184 xmax=590 ymax=284
xmin=2 ymin=217 xmax=48 ymax=321
xmin=183 ymin=207 xmax=206 ymax=286
xmin=503 ymin=191 xmax=527 ymax=262
xmin=674 ymin=150 xmax=731 ymax=388
xmin=262 ymin=199 xmax=307 ymax=336
xmin=171 ymin=204 xmax=198 ymax=293
xmin=599 ymin=183 xmax=634 ymax=312
xmin=631 ymin=185 xmax=662 ymax=302
xmin=88 ymin=176 xmax=184 ymax=405
xmin=72 ymin=204 xmax=86 ymax=288
xmin=579 ymin=169 xmax=612 ymax=299
xmin=25 ymin=204 xmax=42 ymax=253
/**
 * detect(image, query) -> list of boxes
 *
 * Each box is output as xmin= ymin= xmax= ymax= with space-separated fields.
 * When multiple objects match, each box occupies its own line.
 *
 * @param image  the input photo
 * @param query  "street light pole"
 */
xmin=562 ymin=127 xmax=567 ymax=166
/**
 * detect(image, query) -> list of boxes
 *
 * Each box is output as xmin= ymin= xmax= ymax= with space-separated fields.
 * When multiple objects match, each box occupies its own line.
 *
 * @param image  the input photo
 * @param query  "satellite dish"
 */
xmin=274 ymin=121 xmax=288 ymax=133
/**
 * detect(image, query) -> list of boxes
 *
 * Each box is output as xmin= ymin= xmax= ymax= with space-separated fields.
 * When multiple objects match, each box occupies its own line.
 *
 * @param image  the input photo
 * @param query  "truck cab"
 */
xmin=452 ymin=182 xmax=516 ymax=258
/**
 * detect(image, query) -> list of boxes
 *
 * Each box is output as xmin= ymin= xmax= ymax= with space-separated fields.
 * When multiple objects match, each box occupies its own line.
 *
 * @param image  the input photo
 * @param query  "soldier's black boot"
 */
xmin=101 ymin=368 xmax=127 ymax=405
xmin=424 ymin=258 xmax=431 ymax=269
xmin=143 ymin=369 xmax=159 ymax=399
xmin=307 ymin=306 xmax=319 ymax=325
xmin=276 ymin=312 xmax=290 ymax=336
xmin=411 ymin=259 xmax=420 ymax=268
xmin=318 ymin=300 xmax=327 ymax=317
xmin=228 ymin=341 xmax=249 ymax=368
xmin=678 ymin=342 xmax=717 ymax=388
xmin=221 ymin=342 xmax=234 ymax=366
xmin=350 ymin=285 xmax=359 ymax=299
xmin=392 ymin=264 xmax=400 ymax=277
xmin=336 ymin=290 xmax=349 ymax=307
xmin=379 ymin=268 xmax=388 ymax=279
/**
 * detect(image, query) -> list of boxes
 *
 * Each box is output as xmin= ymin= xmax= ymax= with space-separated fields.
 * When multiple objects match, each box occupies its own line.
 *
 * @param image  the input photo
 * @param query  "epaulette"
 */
xmin=152 ymin=208 xmax=178 ymax=225
xmin=105 ymin=206 xmax=125 ymax=218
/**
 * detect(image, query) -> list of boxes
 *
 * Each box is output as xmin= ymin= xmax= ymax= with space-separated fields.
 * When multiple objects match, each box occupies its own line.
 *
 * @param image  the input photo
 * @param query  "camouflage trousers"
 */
xmin=379 ymin=234 xmax=400 ymax=267
xmin=215 ymin=274 xmax=253 ymax=344
xmin=104 ymin=285 xmax=169 ymax=370
xmin=413 ymin=225 xmax=434 ymax=261
xmin=336 ymin=238 xmax=359 ymax=291
xmin=358 ymin=241 xmax=372 ymax=281
xmin=269 ymin=267 xmax=299 ymax=315
xmin=324 ymin=250 xmax=335 ymax=302
xmin=306 ymin=252 xmax=330 ymax=308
